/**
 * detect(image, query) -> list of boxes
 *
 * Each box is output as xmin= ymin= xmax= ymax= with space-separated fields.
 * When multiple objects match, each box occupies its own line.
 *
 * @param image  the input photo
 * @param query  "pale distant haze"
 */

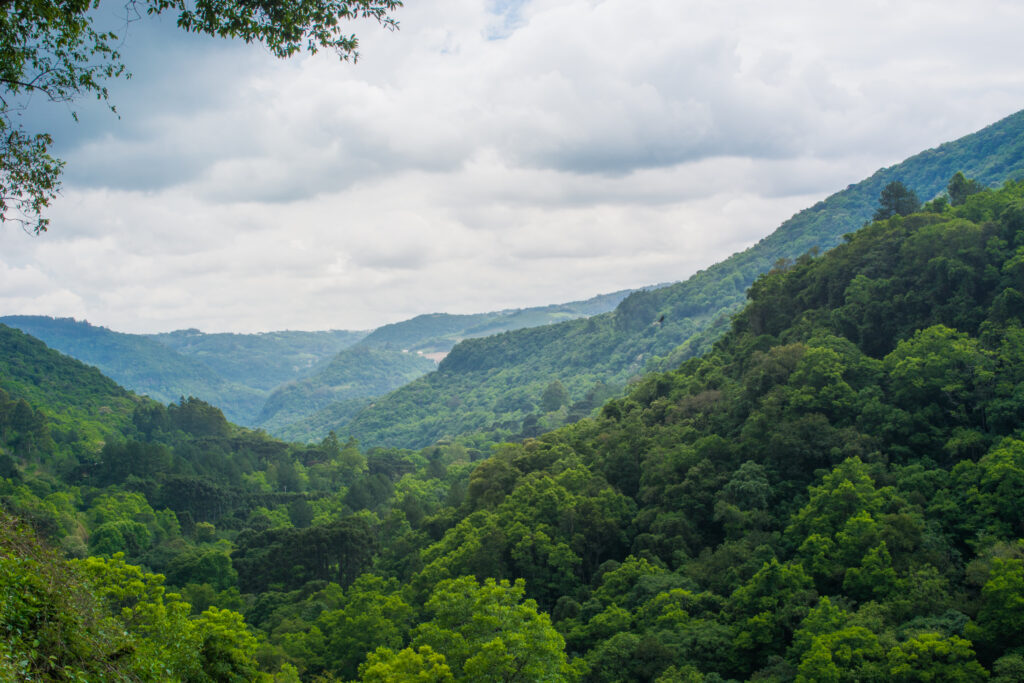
xmin=2 ymin=0 xmax=1023 ymax=333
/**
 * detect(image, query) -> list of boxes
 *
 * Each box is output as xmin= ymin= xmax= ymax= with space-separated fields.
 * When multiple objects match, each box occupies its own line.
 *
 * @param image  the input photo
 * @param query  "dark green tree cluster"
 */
xmin=873 ymin=180 xmax=920 ymax=220
xmin=240 ymin=179 xmax=1024 ymax=679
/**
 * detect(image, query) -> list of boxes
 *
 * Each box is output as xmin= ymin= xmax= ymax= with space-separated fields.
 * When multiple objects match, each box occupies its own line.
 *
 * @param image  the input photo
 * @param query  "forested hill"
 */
xmin=355 ymin=288 xmax=640 ymax=354
xmin=5 ymin=181 xmax=1024 ymax=681
xmin=255 ymin=346 xmax=438 ymax=435
xmin=0 ymin=316 xmax=364 ymax=426
xmin=393 ymin=178 xmax=1024 ymax=681
xmin=147 ymin=327 xmax=368 ymax=390
xmin=0 ymin=316 xmax=250 ymax=420
xmin=0 ymin=324 xmax=138 ymax=436
xmin=253 ymin=289 xmax=643 ymax=440
xmin=315 ymin=108 xmax=1024 ymax=449
xmin=2 ymin=290 xmax=635 ymax=438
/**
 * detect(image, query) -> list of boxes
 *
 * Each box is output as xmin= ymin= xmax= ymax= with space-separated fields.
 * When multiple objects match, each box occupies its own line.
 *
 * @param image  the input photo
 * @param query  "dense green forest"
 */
xmin=4 ymin=177 xmax=1024 ymax=680
xmin=306 ymin=109 xmax=1024 ymax=450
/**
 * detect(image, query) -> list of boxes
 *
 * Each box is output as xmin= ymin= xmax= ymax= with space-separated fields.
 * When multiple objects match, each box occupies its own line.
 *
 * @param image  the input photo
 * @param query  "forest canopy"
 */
xmin=4 ymin=178 xmax=1024 ymax=680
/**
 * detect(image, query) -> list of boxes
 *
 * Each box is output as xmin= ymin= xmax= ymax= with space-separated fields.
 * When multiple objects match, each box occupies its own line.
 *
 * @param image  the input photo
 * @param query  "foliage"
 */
xmin=0 ymin=0 xmax=401 ymax=233
xmin=9 ymin=171 xmax=1024 ymax=681
xmin=360 ymin=645 xmax=454 ymax=682
xmin=949 ymin=171 xmax=985 ymax=206
xmin=413 ymin=576 xmax=576 ymax=682
xmin=0 ymin=0 xmax=124 ymax=233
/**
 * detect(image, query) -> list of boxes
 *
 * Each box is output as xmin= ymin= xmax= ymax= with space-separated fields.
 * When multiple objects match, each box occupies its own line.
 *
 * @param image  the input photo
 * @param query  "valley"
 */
xmin=4 ymin=112 xmax=1024 ymax=680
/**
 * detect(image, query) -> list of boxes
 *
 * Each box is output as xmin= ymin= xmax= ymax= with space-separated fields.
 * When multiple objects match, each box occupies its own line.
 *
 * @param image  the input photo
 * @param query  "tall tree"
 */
xmin=947 ymin=171 xmax=984 ymax=206
xmin=873 ymin=181 xmax=920 ymax=221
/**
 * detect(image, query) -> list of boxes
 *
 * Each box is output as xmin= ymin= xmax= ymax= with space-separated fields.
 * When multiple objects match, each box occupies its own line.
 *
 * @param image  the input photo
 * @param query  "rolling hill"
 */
xmin=319 ymin=108 xmax=1024 ymax=449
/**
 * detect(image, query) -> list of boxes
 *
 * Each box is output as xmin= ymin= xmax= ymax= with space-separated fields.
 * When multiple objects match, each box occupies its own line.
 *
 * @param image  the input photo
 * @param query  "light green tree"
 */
xmin=886 ymin=633 xmax=988 ymax=682
xmin=360 ymin=645 xmax=455 ymax=682
xmin=413 ymin=576 xmax=577 ymax=682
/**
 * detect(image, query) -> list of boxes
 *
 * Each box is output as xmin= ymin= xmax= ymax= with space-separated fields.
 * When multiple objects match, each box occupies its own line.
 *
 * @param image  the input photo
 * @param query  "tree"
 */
xmin=1 ymin=0 xmax=402 ymax=233
xmin=947 ymin=171 xmax=984 ymax=206
xmin=967 ymin=556 xmax=1024 ymax=656
xmin=873 ymin=181 xmax=920 ymax=221
xmin=541 ymin=380 xmax=571 ymax=413
xmin=412 ymin=576 xmax=576 ymax=682
xmin=886 ymin=633 xmax=988 ymax=682
xmin=360 ymin=646 xmax=455 ymax=682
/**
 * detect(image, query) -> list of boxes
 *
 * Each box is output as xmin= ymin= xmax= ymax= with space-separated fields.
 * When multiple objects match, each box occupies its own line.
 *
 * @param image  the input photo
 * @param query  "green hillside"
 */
xmin=0 ymin=317 xmax=369 ymax=428
xmin=149 ymin=328 xmax=367 ymax=390
xmin=0 ymin=316 xmax=272 ymax=425
xmin=255 ymin=289 xmax=641 ymax=440
xmin=2 ymin=290 xmax=634 ymax=439
xmin=6 ymin=179 xmax=1024 ymax=682
xmin=330 ymin=109 xmax=1024 ymax=449
xmin=0 ymin=324 xmax=140 ymax=439
xmin=357 ymin=288 xmax=638 ymax=354
xmin=382 ymin=180 xmax=1024 ymax=680
xmin=255 ymin=346 xmax=438 ymax=434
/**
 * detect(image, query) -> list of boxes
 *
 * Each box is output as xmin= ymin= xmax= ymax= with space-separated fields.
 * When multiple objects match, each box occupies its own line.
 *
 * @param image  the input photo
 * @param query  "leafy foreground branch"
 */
xmin=0 ymin=0 xmax=401 ymax=233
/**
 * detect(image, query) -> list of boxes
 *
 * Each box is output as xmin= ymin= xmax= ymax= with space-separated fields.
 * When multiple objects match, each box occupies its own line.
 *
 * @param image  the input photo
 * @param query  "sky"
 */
xmin=2 ymin=0 xmax=1024 ymax=333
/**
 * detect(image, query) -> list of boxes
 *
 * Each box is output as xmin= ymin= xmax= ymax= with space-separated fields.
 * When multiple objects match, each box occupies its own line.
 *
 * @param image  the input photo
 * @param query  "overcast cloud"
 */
xmin=2 ymin=0 xmax=1023 ymax=333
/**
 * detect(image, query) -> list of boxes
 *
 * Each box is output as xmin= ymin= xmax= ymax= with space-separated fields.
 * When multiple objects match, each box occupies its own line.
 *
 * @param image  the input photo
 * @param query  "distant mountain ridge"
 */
xmin=321 ymin=108 xmax=1024 ymax=449
xmin=357 ymin=288 xmax=642 ymax=355
xmin=149 ymin=328 xmax=368 ymax=391
xmin=0 ymin=288 xmax=639 ymax=432
xmin=0 ymin=316 xmax=362 ymax=425
xmin=252 ymin=288 xmax=642 ymax=436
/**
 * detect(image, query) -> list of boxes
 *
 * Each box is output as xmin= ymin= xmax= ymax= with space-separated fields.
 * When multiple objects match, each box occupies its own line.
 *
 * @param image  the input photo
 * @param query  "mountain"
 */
xmin=0 ymin=316 xmax=266 ymax=421
xmin=394 ymin=179 xmax=1024 ymax=680
xmin=0 ymin=323 xmax=140 ymax=437
xmin=255 ymin=346 xmax=438 ymax=435
xmin=5 ymin=181 xmax=1024 ymax=681
xmin=148 ymin=328 xmax=368 ymax=391
xmin=0 ymin=317 xmax=367 ymax=426
xmin=2 ymin=289 xmax=636 ymax=437
xmin=356 ymin=288 xmax=641 ymax=357
xmin=319 ymin=108 xmax=1024 ymax=449
xmin=253 ymin=289 xmax=641 ymax=439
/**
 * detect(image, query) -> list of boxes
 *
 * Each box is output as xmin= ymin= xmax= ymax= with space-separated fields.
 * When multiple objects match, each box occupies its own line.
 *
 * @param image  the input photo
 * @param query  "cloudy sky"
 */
xmin=2 ymin=0 xmax=1023 ymax=333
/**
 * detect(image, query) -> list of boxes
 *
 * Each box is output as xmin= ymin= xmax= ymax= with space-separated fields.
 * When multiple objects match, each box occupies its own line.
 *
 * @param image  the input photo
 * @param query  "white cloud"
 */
xmin=4 ymin=0 xmax=1024 ymax=332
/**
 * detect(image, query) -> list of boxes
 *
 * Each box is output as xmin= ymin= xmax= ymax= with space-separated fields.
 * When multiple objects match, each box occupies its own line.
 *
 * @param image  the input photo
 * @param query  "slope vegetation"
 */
xmin=333 ymin=109 xmax=1024 ymax=449
xmin=0 ymin=317 xmax=282 ymax=425
xmin=258 ymin=289 xmax=640 ymax=439
xmin=256 ymin=346 xmax=438 ymax=435
xmin=5 ymin=184 xmax=1024 ymax=680
xmin=149 ymin=327 xmax=367 ymax=390
xmin=357 ymin=288 xmax=638 ymax=355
